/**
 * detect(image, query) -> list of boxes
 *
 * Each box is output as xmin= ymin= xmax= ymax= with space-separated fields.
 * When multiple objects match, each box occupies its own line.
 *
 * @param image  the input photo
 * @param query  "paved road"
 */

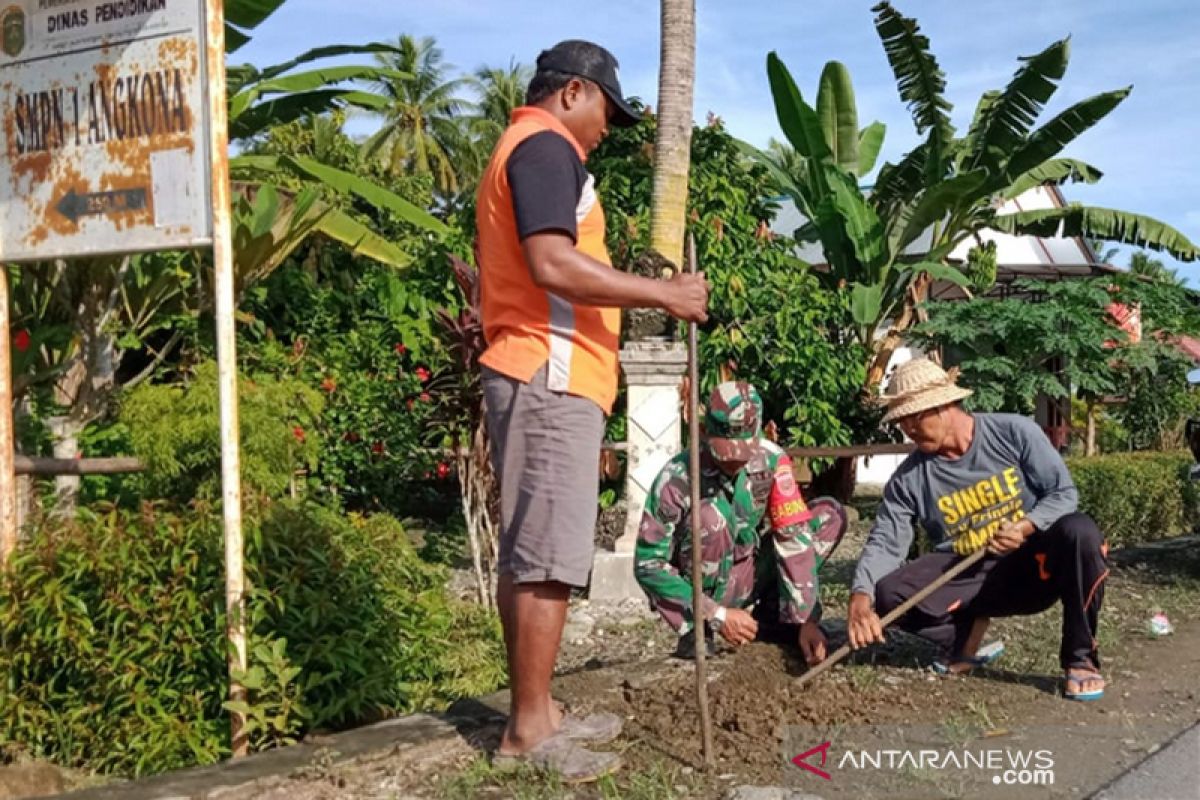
xmin=1091 ymin=721 xmax=1200 ymax=800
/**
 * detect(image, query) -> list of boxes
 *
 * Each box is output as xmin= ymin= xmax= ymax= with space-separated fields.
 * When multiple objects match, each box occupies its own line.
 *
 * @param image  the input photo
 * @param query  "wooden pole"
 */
xmin=204 ymin=0 xmax=247 ymax=757
xmin=0 ymin=267 xmax=16 ymax=567
xmin=685 ymin=232 xmax=715 ymax=767
xmin=795 ymin=547 xmax=989 ymax=687
xmin=15 ymin=456 xmax=142 ymax=475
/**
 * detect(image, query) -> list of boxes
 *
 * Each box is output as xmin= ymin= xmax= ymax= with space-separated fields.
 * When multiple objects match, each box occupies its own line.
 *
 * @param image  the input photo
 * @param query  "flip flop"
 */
xmin=558 ymin=712 xmax=623 ymax=745
xmin=492 ymin=733 xmax=621 ymax=783
xmin=932 ymin=640 xmax=1006 ymax=675
xmin=1063 ymin=666 xmax=1105 ymax=701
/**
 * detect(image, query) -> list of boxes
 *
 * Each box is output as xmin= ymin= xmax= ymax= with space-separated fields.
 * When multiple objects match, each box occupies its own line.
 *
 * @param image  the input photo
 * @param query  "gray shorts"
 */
xmin=482 ymin=364 xmax=604 ymax=588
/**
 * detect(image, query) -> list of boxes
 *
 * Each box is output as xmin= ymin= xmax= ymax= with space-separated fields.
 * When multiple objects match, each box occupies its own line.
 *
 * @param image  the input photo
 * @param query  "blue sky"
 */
xmin=237 ymin=0 xmax=1200 ymax=284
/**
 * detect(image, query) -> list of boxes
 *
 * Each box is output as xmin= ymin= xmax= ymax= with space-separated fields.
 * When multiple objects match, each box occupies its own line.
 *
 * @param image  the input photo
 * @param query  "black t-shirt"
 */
xmin=506 ymin=130 xmax=588 ymax=243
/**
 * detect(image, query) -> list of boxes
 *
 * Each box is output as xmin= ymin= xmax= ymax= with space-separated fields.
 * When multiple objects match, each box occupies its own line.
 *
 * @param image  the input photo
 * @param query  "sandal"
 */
xmin=493 ymin=732 xmax=621 ymax=783
xmin=932 ymin=641 xmax=1005 ymax=675
xmin=1063 ymin=665 xmax=1105 ymax=701
xmin=558 ymin=711 xmax=623 ymax=744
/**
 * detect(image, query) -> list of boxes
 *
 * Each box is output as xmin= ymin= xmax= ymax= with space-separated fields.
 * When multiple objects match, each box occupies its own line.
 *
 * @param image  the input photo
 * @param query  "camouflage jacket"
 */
xmin=634 ymin=439 xmax=821 ymax=626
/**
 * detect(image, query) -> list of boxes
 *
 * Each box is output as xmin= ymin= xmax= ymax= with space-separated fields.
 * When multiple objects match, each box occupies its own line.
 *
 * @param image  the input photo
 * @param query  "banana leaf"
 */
xmin=992 ymin=206 xmax=1199 ymax=262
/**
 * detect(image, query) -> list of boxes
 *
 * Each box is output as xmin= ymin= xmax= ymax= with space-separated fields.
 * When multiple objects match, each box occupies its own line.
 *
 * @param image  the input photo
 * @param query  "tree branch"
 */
xmin=124 ymin=329 xmax=184 ymax=392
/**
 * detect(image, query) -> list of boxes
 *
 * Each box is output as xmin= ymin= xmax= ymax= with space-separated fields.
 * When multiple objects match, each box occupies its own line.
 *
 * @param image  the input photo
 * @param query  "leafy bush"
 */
xmin=1067 ymin=451 xmax=1199 ymax=547
xmin=1110 ymin=350 xmax=1200 ymax=451
xmin=120 ymin=362 xmax=324 ymax=503
xmin=238 ymin=248 xmax=459 ymax=517
xmin=0 ymin=501 xmax=504 ymax=776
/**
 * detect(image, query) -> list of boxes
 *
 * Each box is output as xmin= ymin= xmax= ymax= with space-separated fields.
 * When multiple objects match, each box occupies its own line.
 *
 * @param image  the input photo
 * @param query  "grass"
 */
xmin=436 ymin=752 xmax=698 ymax=800
xmin=437 ymin=528 xmax=1200 ymax=799
xmin=845 ymin=664 xmax=881 ymax=692
xmin=438 ymin=756 xmax=565 ymax=800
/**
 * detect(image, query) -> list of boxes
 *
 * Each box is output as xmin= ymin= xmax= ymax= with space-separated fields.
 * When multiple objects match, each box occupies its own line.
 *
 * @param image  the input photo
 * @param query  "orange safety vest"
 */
xmin=475 ymin=106 xmax=621 ymax=413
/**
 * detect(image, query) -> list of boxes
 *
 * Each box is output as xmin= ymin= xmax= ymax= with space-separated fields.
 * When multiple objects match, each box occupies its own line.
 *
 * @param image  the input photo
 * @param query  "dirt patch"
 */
xmin=617 ymin=639 xmax=928 ymax=773
xmin=223 ymin=535 xmax=1200 ymax=799
xmin=549 ymin=541 xmax=1200 ymax=798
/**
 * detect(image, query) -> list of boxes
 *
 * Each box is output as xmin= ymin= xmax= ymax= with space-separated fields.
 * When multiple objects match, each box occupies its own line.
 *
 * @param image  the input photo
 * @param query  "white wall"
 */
xmin=855 ymin=345 xmax=919 ymax=490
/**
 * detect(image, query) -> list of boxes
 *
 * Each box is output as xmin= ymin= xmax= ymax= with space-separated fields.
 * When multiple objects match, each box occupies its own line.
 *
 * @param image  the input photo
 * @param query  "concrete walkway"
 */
xmin=1091 ymin=722 xmax=1200 ymax=800
xmin=55 ymin=713 xmax=463 ymax=800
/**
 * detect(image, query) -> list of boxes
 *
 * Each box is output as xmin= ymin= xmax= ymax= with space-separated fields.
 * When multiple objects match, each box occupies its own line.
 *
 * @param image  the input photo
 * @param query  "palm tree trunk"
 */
xmin=1085 ymin=400 xmax=1098 ymax=456
xmin=649 ymin=0 xmax=696 ymax=268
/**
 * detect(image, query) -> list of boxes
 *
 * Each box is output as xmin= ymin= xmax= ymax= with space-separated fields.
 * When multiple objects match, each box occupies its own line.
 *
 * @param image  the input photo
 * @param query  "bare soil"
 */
xmin=203 ymin=533 xmax=1200 ymax=800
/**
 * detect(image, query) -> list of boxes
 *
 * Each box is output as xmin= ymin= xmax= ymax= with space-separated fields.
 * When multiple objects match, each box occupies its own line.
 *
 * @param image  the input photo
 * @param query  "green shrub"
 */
xmin=0 ymin=501 xmax=504 ymax=776
xmin=1067 ymin=451 xmax=1199 ymax=547
xmin=239 ymin=236 xmax=460 ymax=519
xmin=120 ymin=362 xmax=324 ymax=503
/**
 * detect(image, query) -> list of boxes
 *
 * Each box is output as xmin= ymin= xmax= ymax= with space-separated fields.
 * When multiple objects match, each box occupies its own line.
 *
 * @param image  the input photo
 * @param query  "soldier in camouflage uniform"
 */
xmin=634 ymin=381 xmax=846 ymax=663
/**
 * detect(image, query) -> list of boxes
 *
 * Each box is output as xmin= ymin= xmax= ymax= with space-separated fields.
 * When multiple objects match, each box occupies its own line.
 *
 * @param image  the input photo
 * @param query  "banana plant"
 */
xmin=749 ymin=0 xmax=1199 ymax=391
xmin=226 ymin=43 xmax=449 ymax=289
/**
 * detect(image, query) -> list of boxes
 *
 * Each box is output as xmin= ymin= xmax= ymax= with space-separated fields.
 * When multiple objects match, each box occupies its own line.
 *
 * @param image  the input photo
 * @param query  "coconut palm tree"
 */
xmin=1129 ymin=250 xmax=1180 ymax=284
xmin=649 ymin=0 xmax=696 ymax=268
xmin=362 ymin=35 xmax=473 ymax=197
xmin=469 ymin=59 xmax=533 ymax=154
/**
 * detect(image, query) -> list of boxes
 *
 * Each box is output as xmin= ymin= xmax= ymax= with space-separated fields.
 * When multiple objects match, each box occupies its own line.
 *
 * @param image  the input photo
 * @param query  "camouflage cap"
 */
xmin=703 ymin=381 xmax=762 ymax=462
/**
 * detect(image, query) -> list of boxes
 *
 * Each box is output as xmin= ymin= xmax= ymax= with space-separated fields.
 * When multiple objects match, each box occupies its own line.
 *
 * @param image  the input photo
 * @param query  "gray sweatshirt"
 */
xmin=852 ymin=413 xmax=1078 ymax=597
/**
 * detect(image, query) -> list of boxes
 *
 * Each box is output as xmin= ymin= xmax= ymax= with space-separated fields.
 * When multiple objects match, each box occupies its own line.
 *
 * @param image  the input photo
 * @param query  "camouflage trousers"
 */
xmin=650 ymin=545 xmax=758 ymax=634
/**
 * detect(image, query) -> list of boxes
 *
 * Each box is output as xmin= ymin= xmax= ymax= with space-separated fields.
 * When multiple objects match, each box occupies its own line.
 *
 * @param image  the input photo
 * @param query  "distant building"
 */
xmin=770 ymin=184 xmax=1122 ymax=488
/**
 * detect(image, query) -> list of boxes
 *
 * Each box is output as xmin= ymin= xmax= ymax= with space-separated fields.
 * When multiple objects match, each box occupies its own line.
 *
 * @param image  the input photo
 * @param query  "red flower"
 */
xmin=394 ymin=342 xmax=407 ymax=355
xmin=13 ymin=330 xmax=30 ymax=352
xmin=371 ymin=441 xmax=385 ymax=455
xmin=342 ymin=431 xmax=360 ymax=443
xmin=406 ymin=398 xmax=415 ymax=411
xmin=436 ymin=462 xmax=451 ymax=480
xmin=419 ymin=392 xmax=431 ymax=403
xmin=292 ymin=426 xmax=306 ymax=443
xmin=320 ymin=376 xmax=337 ymax=393
xmin=415 ymin=366 xmax=431 ymax=383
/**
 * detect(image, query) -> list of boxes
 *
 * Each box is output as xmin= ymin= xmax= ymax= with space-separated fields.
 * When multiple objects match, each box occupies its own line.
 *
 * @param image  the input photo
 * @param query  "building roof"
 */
xmin=1176 ymin=335 xmax=1200 ymax=364
xmin=769 ymin=184 xmax=1119 ymax=301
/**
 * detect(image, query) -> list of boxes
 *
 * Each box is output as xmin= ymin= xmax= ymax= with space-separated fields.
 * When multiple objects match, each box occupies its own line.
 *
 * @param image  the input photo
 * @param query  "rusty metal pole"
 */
xmin=685 ymin=233 xmax=715 ymax=767
xmin=204 ymin=0 xmax=247 ymax=757
xmin=0 ymin=266 xmax=16 ymax=567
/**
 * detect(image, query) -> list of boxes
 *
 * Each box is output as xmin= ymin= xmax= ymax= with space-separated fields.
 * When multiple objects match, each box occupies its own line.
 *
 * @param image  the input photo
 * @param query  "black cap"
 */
xmin=535 ymin=40 xmax=640 ymax=128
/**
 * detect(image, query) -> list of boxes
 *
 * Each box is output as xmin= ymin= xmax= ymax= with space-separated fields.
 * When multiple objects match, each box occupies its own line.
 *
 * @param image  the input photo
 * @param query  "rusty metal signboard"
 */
xmin=0 ymin=0 xmax=212 ymax=261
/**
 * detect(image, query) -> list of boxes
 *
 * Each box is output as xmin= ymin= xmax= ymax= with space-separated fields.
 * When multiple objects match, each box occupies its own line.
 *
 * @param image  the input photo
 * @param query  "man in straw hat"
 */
xmin=635 ymin=381 xmax=847 ymax=664
xmin=847 ymin=358 xmax=1109 ymax=701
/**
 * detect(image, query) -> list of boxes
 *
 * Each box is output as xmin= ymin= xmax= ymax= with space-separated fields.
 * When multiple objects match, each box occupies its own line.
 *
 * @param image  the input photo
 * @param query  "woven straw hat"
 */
xmin=880 ymin=358 xmax=973 ymax=424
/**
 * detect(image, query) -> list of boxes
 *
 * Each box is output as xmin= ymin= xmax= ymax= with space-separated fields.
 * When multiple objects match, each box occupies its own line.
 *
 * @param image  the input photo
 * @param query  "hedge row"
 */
xmin=0 ymin=501 xmax=504 ymax=776
xmin=1067 ymin=451 xmax=1198 ymax=548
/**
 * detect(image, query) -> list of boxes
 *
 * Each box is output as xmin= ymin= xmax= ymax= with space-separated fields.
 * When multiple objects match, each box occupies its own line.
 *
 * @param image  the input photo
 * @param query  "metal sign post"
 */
xmin=0 ymin=268 xmax=15 ymax=566
xmin=203 ymin=0 xmax=247 ymax=758
xmin=0 ymin=0 xmax=246 ymax=753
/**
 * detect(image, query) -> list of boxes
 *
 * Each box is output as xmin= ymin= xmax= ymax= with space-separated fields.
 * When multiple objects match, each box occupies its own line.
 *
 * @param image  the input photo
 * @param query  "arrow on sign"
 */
xmin=54 ymin=187 xmax=148 ymax=223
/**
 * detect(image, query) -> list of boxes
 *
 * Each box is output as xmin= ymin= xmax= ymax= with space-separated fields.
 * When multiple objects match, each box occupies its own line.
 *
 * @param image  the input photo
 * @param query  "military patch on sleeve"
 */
xmin=768 ymin=455 xmax=811 ymax=528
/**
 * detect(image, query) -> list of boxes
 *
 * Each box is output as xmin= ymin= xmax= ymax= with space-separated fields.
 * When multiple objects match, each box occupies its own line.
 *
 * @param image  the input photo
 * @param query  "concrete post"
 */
xmin=590 ymin=339 xmax=687 ymax=601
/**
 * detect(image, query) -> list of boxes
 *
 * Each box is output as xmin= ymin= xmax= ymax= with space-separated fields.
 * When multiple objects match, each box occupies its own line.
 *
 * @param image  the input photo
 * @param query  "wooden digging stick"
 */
xmin=685 ymin=232 xmax=715 ymax=768
xmin=795 ymin=546 xmax=989 ymax=687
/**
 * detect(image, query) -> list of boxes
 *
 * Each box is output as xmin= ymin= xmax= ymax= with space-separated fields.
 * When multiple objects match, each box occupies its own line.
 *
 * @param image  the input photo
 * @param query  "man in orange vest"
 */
xmin=477 ymin=40 xmax=709 ymax=781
